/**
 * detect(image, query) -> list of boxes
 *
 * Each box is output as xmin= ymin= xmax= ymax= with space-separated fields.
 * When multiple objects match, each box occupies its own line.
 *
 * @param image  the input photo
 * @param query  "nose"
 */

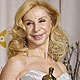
xmin=33 ymin=23 xmax=40 ymax=32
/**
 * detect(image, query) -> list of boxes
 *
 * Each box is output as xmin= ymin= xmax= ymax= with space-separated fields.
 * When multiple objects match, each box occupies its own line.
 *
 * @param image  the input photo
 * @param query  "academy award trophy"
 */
xmin=42 ymin=67 xmax=56 ymax=80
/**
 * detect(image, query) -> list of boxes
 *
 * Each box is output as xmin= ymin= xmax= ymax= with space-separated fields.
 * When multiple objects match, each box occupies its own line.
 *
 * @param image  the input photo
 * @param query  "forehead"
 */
xmin=23 ymin=6 xmax=50 ymax=20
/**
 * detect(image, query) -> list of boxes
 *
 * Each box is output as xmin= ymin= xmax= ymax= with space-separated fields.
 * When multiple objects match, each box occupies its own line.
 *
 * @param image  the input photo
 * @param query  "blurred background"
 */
xmin=0 ymin=0 xmax=80 ymax=79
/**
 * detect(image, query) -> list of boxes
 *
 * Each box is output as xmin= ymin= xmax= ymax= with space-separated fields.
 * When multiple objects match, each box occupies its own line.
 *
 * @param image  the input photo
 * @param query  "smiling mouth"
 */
xmin=31 ymin=34 xmax=44 ymax=40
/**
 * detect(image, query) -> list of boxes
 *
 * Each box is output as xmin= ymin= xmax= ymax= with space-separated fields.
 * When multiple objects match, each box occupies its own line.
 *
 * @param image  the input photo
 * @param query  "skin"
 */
xmin=23 ymin=6 xmax=52 ymax=58
xmin=0 ymin=6 xmax=67 ymax=80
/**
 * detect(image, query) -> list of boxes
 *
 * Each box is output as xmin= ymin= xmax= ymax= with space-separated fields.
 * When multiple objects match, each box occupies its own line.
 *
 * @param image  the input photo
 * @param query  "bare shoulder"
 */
xmin=56 ymin=61 xmax=67 ymax=73
xmin=7 ymin=52 xmax=28 ymax=67
xmin=2 ymin=54 xmax=25 ymax=72
xmin=8 ymin=56 xmax=23 ymax=67
xmin=0 ymin=54 xmax=26 ymax=80
xmin=2 ymin=52 xmax=28 ymax=73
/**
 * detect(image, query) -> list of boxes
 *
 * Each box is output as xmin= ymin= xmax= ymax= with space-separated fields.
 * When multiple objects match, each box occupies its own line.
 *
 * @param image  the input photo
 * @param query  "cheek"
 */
xmin=45 ymin=22 xmax=52 ymax=31
xmin=45 ymin=23 xmax=52 ymax=37
xmin=25 ymin=26 xmax=32 ymax=34
xmin=25 ymin=27 xmax=31 ymax=36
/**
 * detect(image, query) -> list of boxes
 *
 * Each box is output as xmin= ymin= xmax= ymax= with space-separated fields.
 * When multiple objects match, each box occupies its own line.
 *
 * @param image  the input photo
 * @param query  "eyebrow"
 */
xmin=23 ymin=16 xmax=47 ymax=22
xmin=38 ymin=16 xmax=47 ymax=20
xmin=23 ymin=19 xmax=33 ymax=22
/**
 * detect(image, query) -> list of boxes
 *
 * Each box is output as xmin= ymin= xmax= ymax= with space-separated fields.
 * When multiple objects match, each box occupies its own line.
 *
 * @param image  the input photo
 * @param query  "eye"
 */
xmin=39 ymin=19 xmax=46 ymax=23
xmin=26 ymin=22 xmax=33 ymax=26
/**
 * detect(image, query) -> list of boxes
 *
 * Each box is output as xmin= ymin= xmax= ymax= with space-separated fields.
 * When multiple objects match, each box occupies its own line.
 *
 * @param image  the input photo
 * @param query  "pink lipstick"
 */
xmin=32 ymin=34 xmax=44 ymax=40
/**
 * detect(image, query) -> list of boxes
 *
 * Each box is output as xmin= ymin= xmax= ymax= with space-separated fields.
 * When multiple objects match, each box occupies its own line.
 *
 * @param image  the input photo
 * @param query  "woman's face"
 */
xmin=23 ymin=6 xmax=52 ymax=46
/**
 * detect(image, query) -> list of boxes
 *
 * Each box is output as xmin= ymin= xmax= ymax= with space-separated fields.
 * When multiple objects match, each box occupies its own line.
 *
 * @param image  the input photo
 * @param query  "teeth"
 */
xmin=33 ymin=35 xmax=43 ymax=40
xmin=35 ymin=36 xmax=41 ymax=38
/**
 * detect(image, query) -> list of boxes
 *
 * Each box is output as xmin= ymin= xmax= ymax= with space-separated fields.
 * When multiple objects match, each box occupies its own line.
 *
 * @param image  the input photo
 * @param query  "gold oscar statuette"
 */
xmin=42 ymin=67 xmax=56 ymax=80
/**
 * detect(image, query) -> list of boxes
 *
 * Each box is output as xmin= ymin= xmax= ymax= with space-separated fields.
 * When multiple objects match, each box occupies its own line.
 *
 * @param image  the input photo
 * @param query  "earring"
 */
xmin=24 ymin=37 xmax=28 ymax=47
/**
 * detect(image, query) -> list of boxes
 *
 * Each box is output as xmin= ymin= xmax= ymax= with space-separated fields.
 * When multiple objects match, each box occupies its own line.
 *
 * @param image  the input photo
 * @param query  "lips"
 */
xmin=31 ymin=34 xmax=44 ymax=40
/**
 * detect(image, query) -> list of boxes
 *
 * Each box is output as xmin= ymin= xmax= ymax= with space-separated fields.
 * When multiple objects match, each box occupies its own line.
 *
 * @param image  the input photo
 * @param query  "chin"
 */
xmin=28 ymin=37 xmax=48 ymax=47
xmin=31 ymin=39 xmax=46 ymax=46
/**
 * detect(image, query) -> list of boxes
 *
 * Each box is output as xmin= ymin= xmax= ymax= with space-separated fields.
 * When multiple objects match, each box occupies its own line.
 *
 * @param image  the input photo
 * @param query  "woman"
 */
xmin=0 ymin=0 xmax=71 ymax=80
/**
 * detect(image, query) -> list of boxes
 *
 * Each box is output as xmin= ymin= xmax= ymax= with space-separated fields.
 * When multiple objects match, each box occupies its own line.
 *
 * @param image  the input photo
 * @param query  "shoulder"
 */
xmin=2 ymin=56 xmax=24 ymax=72
xmin=56 ymin=61 xmax=67 ymax=73
xmin=8 ymin=56 xmax=23 ymax=67
xmin=7 ymin=52 xmax=27 ymax=67
xmin=0 ymin=53 xmax=28 ymax=80
xmin=4 ymin=52 xmax=28 ymax=70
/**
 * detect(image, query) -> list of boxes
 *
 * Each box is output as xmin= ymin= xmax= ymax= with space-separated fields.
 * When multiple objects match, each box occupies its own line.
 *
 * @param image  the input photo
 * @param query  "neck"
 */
xmin=28 ymin=38 xmax=49 ymax=59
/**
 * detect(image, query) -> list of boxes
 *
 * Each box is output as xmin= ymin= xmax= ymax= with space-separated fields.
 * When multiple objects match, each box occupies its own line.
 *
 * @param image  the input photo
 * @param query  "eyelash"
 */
xmin=26 ymin=20 xmax=46 ymax=26
xmin=39 ymin=20 xmax=46 ymax=23
xmin=26 ymin=22 xmax=33 ymax=26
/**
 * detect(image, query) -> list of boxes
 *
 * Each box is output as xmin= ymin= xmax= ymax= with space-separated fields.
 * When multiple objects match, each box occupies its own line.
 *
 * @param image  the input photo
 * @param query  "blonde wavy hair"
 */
xmin=7 ymin=0 xmax=69 ymax=61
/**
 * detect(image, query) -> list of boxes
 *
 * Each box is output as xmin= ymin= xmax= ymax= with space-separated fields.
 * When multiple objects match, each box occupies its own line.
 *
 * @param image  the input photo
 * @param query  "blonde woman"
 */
xmin=0 ymin=0 xmax=71 ymax=80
